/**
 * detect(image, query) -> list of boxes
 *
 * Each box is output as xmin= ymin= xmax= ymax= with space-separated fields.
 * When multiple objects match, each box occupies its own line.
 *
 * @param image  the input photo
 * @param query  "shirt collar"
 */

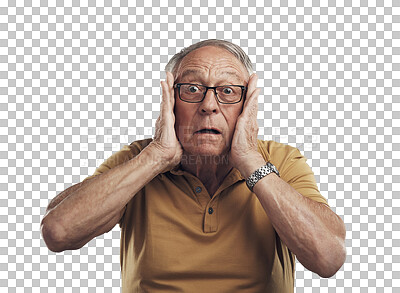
xmin=168 ymin=162 xmax=245 ymax=185
xmin=169 ymin=162 xmax=184 ymax=175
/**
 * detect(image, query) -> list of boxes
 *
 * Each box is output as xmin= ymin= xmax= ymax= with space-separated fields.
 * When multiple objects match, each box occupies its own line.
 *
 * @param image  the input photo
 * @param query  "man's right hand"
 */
xmin=147 ymin=71 xmax=183 ymax=171
xmin=41 ymin=72 xmax=184 ymax=252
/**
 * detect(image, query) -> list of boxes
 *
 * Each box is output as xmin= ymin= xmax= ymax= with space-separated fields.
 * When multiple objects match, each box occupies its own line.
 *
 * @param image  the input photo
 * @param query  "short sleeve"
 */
xmin=257 ymin=140 xmax=330 ymax=208
xmin=81 ymin=139 xmax=153 ymax=182
xmin=282 ymin=148 xmax=329 ymax=207
xmin=80 ymin=138 xmax=153 ymax=227
xmin=82 ymin=145 xmax=135 ymax=182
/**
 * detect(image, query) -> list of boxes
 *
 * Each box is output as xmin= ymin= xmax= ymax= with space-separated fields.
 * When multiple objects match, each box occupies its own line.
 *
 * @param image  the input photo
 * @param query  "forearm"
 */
xmin=41 ymin=145 xmax=166 ymax=251
xmin=239 ymin=157 xmax=346 ymax=278
xmin=253 ymin=173 xmax=345 ymax=277
xmin=45 ymin=180 xmax=90 ymax=213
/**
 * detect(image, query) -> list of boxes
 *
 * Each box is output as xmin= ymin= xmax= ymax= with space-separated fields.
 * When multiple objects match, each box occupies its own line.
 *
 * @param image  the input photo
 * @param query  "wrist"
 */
xmin=246 ymin=162 xmax=280 ymax=192
xmin=139 ymin=144 xmax=173 ymax=173
xmin=144 ymin=142 xmax=182 ymax=172
xmin=236 ymin=152 xmax=266 ymax=178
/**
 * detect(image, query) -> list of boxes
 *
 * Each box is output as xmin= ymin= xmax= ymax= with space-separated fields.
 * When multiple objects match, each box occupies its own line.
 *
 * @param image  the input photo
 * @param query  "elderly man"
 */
xmin=41 ymin=39 xmax=346 ymax=292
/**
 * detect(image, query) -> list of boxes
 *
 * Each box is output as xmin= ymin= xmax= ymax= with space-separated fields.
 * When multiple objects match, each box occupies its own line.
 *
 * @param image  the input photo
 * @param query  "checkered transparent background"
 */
xmin=1 ymin=0 xmax=399 ymax=292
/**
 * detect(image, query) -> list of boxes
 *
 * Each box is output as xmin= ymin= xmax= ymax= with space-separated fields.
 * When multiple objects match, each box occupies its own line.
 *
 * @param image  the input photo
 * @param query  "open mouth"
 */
xmin=195 ymin=128 xmax=221 ymax=134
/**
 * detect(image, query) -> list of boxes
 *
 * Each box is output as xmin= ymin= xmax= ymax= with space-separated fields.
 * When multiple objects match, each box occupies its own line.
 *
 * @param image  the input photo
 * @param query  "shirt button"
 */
xmin=208 ymin=207 xmax=214 ymax=214
xmin=195 ymin=186 xmax=202 ymax=193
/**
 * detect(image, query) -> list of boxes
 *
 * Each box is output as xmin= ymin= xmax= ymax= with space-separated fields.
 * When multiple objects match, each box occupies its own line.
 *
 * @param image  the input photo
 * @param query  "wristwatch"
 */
xmin=246 ymin=162 xmax=280 ymax=192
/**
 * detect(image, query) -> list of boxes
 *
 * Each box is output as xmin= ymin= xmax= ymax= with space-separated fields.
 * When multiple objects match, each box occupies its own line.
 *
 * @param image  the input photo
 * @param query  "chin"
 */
xmin=183 ymin=143 xmax=227 ymax=158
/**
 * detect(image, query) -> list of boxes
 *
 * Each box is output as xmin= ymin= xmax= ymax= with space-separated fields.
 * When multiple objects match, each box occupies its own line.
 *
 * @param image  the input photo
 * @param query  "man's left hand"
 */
xmin=229 ymin=73 xmax=266 ymax=177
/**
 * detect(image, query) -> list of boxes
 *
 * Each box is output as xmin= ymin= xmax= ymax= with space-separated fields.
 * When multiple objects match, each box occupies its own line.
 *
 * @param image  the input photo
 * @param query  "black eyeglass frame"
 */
xmin=174 ymin=83 xmax=247 ymax=104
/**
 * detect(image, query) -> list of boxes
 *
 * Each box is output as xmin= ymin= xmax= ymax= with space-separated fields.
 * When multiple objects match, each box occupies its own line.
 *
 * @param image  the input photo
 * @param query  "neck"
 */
xmin=180 ymin=151 xmax=233 ymax=192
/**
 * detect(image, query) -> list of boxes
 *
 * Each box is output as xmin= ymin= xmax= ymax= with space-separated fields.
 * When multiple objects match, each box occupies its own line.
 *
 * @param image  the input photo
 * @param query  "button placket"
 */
xmin=203 ymin=200 xmax=218 ymax=233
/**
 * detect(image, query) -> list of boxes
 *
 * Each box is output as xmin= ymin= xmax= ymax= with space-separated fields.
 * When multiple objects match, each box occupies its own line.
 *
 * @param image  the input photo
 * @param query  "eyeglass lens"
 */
xmin=179 ymin=84 xmax=243 ymax=103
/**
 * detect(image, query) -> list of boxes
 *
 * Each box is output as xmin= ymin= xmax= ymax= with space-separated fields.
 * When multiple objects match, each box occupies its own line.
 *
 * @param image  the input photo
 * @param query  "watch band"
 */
xmin=246 ymin=162 xmax=280 ymax=192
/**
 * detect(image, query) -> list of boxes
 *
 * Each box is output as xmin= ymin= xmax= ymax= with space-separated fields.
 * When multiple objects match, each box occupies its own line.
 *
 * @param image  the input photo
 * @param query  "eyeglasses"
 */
xmin=174 ymin=83 xmax=247 ymax=104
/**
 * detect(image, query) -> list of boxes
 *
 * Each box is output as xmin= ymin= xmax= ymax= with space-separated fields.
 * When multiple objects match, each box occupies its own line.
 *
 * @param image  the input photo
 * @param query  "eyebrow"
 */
xmin=179 ymin=69 xmax=244 ymax=84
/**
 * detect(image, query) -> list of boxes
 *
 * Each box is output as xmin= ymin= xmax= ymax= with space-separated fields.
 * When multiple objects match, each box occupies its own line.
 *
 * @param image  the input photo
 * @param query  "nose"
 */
xmin=199 ymin=88 xmax=218 ymax=114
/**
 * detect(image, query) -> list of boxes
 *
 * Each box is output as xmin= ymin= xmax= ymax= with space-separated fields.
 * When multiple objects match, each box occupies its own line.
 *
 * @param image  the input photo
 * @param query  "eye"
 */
xmin=222 ymin=87 xmax=233 ymax=94
xmin=188 ymin=85 xmax=199 ymax=93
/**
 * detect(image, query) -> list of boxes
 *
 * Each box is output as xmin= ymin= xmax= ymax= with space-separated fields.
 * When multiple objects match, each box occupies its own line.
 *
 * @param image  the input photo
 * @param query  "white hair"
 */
xmin=165 ymin=39 xmax=254 ymax=77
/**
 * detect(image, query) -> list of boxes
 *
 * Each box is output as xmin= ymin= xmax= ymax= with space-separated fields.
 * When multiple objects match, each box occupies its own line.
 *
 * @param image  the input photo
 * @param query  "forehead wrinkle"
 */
xmin=214 ymin=70 xmax=245 ymax=84
xmin=179 ymin=66 xmax=246 ymax=85
xmin=179 ymin=69 xmax=202 ymax=81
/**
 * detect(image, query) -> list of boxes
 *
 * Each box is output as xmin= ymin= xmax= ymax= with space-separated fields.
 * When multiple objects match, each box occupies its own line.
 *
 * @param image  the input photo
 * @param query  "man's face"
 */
xmin=173 ymin=46 xmax=250 ymax=157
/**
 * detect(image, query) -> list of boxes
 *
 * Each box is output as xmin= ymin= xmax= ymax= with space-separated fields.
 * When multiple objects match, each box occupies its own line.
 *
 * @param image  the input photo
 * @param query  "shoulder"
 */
xmin=257 ymin=139 xmax=330 ymax=207
xmin=256 ymin=139 xmax=310 ymax=178
xmin=82 ymin=138 xmax=153 ymax=181
xmin=128 ymin=138 xmax=153 ymax=156
xmin=256 ymin=139 xmax=301 ymax=164
xmin=102 ymin=138 xmax=154 ymax=166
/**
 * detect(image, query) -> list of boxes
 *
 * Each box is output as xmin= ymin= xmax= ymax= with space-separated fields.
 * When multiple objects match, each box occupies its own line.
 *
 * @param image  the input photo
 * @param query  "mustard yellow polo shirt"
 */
xmin=83 ymin=138 xmax=329 ymax=293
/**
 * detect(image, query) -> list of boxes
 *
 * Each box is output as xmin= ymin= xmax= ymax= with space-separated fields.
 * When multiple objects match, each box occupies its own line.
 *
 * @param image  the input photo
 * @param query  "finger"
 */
xmin=160 ymin=80 xmax=170 ymax=117
xmin=161 ymin=79 xmax=175 ymax=122
xmin=246 ymin=73 xmax=258 ymax=96
xmin=243 ymin=75 xmax=259 ymax=110
xmin=243 ymin=74 xmax=257 ymax=106
xmin=166 ymin=71 xmax=174 ymax=89
xmin=166 ymin=71 xmax=175 ymax=103
xmin=160 ymin=80 xmax=169 ymax=102
xmin=249 ymin=88 xmax=260 ymax=109
xmin=241 ymin=88 xmax=260 ymax=118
